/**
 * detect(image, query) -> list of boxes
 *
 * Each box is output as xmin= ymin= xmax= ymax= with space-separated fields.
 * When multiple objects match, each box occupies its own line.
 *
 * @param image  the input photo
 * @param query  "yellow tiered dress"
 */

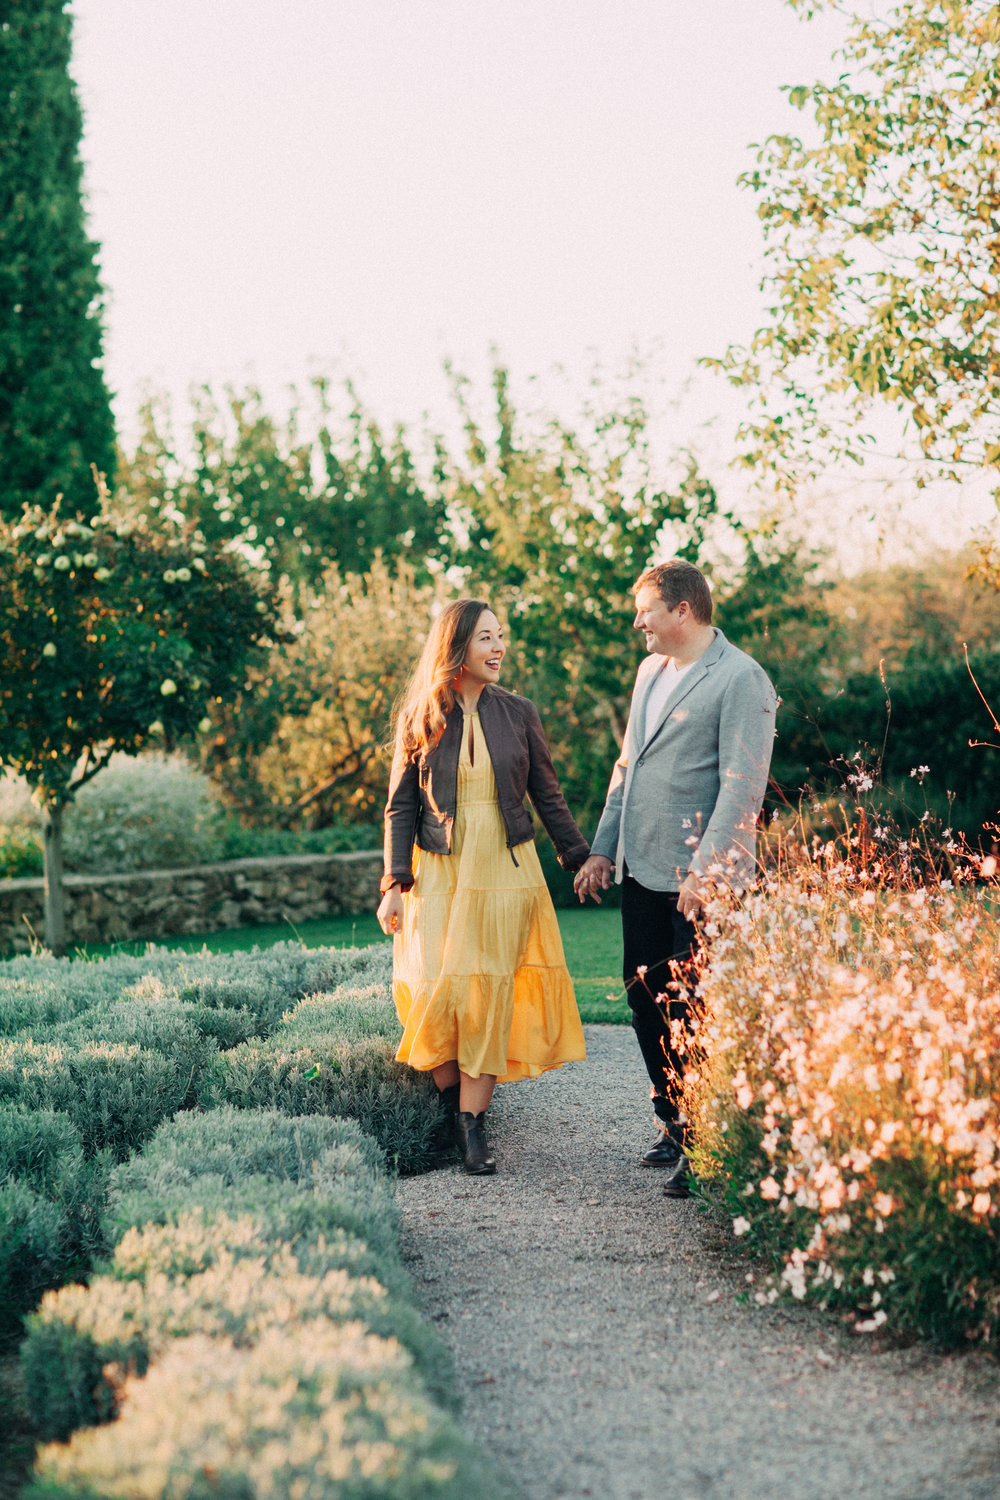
xmin=392 ymin=711 xmax=586 ymax=1081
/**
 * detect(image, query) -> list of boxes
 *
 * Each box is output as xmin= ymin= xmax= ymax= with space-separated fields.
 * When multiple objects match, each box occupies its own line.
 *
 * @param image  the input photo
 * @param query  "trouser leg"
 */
xmin=621 ymin=874 xmax=699 ymax=1127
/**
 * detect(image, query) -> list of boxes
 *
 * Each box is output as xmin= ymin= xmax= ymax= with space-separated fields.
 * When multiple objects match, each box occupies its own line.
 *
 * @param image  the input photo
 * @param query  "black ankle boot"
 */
xmin=456 ymin=1110 xmax=496 ymax=1175
xmin=435 ymin=1083 xmax=460 ymax=1150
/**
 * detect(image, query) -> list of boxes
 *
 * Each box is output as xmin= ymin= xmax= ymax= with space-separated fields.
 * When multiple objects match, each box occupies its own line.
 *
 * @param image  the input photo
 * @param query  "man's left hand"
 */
xmin=676 ymin=873 xmax=707 ymax=921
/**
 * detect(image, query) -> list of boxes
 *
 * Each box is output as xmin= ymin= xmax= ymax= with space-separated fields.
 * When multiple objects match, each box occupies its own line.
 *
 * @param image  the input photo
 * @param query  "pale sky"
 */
xmin=68 ymin=1 xmax=995 ymax=565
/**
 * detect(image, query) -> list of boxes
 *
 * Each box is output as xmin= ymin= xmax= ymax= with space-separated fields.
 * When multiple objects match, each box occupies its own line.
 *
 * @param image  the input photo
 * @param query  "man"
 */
xmin=574 ymin=560 xmax=777 ymax=1197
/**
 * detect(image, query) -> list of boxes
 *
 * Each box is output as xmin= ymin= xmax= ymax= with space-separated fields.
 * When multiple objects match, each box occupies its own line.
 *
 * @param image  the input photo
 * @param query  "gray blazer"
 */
xmin=591 ymin=630 xmax=777 ymax=892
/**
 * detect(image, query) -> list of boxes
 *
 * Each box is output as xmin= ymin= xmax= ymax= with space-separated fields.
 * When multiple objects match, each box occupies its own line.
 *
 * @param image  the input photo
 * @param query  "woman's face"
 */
xmin=461 ymin=609 xmax=505 ymax=688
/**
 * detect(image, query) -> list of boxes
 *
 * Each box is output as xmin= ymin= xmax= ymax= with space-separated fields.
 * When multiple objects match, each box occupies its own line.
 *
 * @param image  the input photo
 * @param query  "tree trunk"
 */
xmin=41 ymin=803 xmax=67 ymax=955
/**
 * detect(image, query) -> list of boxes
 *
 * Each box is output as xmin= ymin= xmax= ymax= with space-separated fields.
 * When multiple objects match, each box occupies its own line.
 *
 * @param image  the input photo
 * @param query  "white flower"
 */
xmin=42 ymin=642 xmax=57 ymax=658
xmin=163 ymin=569 xmax=177 ymax=583
xmin=94 ymin=567 xmax=111 ymax=581
xmin=82 ymin=552 xmax=99 ymax=568
xmin=732 ymin=1216 xmax=751 ymax=1237
xmin=175 ymin=567 xmax=192 ymax=582
xmin=854 ymin=1310 xmax=888 ymax=1333
xmin=980 ymin=855 xmax=997 ymax=878
xmin=192 ymin=557 xmax=207 ymax=571
xmin=148 ymin=720 xmax=164 ymax=734
xmin=160 ymin=679 xmax=178 ymax=696
xmin=53 ymin=555 xmax=71 ymax=571
xmin=197 ymin=716 xmax=212 ymax=733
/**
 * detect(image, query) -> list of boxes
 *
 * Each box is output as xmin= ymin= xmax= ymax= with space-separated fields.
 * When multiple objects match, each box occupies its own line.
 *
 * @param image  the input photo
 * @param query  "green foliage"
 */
xmin=0 ymin=1108 xmax=111 ymax=1345
xmin=0 ymin=0 xmax=116 ymax=520
xmin=201 ymin=556 xmax=449 ymax=823
xmin=0 ymin=825 xmax=43 ymax=879
xmin=26 ymin=1237 xmax=454 ymax=1438
xmin=710 ymin=0 xmax=1000 ymax=505
xmin=22 ymin=1107 xmax=479 ymax=1492
xmin=0 ymin=495 xmax=283 ymax=951
xmin=120 ymin=383 xmax=452 ymax=590
xmin=120 ymin=368 xmax=835 ymax=834
xmin=110 ymin=1104 xmax=385 ymax=1194
xmin=0 ymin=1182 xmax=66 ymax=1346
xmin=774 ymin=646 xmax=1000 ymax=837
xmin=0 ymin=504 xmax=279 ymax=813
xmin=49 ymin=985 xmax=219 ymax=1091
xmin=1 ymin=948 xmax=497 ymax=1496
xmin=0 ymin=1105 xmax=84 ymax=1192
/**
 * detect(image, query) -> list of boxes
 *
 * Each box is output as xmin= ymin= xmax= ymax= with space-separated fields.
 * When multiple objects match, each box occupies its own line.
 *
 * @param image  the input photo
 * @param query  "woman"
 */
xmin=377 ymin=598 xmax=588 ymax=1175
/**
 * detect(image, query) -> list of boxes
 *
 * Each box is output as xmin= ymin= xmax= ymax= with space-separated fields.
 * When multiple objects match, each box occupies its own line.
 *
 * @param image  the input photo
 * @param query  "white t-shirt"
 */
xmin=643 ymin=657 xmax=694 ymax=743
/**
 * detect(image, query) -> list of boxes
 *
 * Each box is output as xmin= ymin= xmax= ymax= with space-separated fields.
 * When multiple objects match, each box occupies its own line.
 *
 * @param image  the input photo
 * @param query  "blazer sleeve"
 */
xmin=688 ymin=666 xmax=777 ymax=885
xmin=381 ymin=742 xmax=420 ymax=894
xmin=523 ymin=701 xmax=590 ymax=871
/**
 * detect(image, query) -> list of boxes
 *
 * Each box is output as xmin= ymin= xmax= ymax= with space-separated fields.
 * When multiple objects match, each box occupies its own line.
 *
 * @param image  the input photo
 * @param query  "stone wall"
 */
xmin=0 ymin=851 xmax=383 ymax=955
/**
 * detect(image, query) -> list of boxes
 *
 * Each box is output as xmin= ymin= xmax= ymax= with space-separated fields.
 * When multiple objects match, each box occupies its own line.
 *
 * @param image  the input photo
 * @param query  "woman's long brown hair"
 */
xmin=395 ymin=598 xmax=494 ymax=761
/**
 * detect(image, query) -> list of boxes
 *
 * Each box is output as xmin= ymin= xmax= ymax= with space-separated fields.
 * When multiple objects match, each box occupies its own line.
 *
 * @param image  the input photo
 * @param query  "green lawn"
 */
xmin=72 ymin=906 xmax=629 ymax=1024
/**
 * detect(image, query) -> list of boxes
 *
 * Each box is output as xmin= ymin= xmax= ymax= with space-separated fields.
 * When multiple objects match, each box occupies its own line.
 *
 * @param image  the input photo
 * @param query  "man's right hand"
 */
xmin=573 ymin=855 xmax=614 ymax=904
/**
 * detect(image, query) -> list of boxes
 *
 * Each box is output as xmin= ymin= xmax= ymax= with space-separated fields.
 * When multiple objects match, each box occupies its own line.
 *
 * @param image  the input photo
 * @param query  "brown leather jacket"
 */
xmin=381 ymin=685 xmax=589 ymax=893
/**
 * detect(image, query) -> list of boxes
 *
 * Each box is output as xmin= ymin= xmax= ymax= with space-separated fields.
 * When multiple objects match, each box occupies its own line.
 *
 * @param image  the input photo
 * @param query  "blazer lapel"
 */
xmin=638 ymin=630 xmax=729 ymax=752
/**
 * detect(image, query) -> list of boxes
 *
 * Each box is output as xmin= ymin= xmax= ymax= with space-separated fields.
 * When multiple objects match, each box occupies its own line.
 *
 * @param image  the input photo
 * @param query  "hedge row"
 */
xmin=0 ymin=943 xmax=440 ymax=1348
xmin=197 ymin=982 xmax=443 ymax=1175
xmin=22 ymin=1107 xmax=512 ymax=1500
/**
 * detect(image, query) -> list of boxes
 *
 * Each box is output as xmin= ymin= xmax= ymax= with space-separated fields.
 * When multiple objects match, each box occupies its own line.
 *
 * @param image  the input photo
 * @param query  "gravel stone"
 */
xmin=395 ymin=1024 xmax=1000 ymax=1500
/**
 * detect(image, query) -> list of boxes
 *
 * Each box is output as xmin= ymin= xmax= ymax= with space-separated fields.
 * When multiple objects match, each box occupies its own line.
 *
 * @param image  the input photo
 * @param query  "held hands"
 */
xmin=377 ymin=887 xmax=404 ymax=936
xmin=573 ymin=855 xmax=613 ymax=904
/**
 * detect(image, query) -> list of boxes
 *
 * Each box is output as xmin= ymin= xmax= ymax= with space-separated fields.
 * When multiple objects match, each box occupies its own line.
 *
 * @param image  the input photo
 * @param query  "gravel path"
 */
xmin=395 ymin=1024 xmax=1000 ymax=1500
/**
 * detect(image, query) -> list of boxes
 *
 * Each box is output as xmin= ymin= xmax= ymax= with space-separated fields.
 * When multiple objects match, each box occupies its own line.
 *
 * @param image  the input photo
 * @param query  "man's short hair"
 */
xmin=633 ymin=560 xmax=713 ymax=624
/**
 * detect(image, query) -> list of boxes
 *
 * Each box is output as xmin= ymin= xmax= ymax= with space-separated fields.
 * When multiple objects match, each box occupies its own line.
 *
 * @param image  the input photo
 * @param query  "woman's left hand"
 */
xmin=377 ymin=887 xmax=404 ymax=935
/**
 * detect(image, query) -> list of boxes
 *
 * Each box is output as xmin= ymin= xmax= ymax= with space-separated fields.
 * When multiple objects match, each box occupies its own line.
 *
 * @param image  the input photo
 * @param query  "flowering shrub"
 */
xmin=683 ymin=850 xmax=1000 ymax=1346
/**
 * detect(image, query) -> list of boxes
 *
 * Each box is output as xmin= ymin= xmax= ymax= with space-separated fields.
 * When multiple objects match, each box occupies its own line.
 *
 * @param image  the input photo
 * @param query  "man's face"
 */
xmin=633 ymin=585 xmax=685 ymax=656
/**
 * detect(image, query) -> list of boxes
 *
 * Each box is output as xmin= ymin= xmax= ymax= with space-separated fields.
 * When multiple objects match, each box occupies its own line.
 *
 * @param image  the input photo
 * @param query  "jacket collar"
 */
xmin=636 ymin=629 xmax=729 ymax=751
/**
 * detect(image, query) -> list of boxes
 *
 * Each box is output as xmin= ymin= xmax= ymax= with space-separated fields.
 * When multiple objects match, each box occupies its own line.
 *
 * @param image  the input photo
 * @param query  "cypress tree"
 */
xmin=0 ymin=0 xmax=116 ymax=519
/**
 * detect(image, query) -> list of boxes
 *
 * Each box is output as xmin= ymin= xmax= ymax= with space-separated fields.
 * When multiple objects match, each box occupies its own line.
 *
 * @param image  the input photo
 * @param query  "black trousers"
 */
xmin=621 ymin=873 xmax=699 ymax=1126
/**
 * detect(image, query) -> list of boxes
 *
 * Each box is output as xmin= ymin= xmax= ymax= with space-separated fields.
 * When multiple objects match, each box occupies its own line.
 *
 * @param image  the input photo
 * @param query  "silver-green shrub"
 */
xmin=0 ymin=1181 xmax=67 ymax=1347
xmin=196 ymin=981 xmax=440 ymax=1174
xmin=111 ymin=1105 xmax=385 ymax=1189
xmin=60 ymin=754 xmax=222 ymax=874
xmin=0 ymin=1108 xmax=112 ymax=1343
xmin=0 ymin=942 xmax=392 ymax=1042
xmin=24 ymin=1110 xmax=456 ymax=1441
xmin=0 ymin=1040 xmax=191 ymax=1160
